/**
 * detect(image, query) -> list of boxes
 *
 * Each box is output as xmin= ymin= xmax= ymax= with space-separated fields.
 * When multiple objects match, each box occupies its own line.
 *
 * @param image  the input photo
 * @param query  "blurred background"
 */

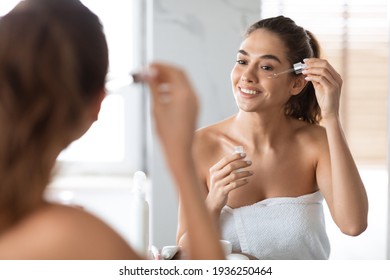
xmin=1 ymin=0 xmax=388 ymax=259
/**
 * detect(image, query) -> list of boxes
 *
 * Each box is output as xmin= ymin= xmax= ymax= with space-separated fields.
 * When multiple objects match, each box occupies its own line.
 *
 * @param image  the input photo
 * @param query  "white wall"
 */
xmin=325 ymin=168 xmax=388 ymax=259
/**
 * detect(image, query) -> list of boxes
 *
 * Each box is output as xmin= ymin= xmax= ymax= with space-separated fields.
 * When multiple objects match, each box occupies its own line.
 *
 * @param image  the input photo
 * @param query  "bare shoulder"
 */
xmin=194 ymin=125 xmax=220 ymax=154
xmin=194 ymin=117 xmax=235 ymax=154
xmin=292 ymin=119 xmax=327 ymax=144
xmin=0 ymin=203 xmax=138 ymax=259
xmin=290 ymin=119 xmax=329 ymax=163
xmin=193 ymin=117 xmax=234 ymax=180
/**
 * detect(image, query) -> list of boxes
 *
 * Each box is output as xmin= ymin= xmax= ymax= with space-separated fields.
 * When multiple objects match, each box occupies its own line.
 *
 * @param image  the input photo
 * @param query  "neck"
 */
xmin=0 ymin=145 xmax=61 ymax=235
xmin=232 ymin=110 xmax=291 ymax=151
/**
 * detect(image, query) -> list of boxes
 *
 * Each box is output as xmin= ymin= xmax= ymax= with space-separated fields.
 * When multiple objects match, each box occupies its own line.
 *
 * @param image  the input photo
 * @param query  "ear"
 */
xmin=90 ymin=88 xmax=106 ymax=121
xmin=290 ymin=75 xmax=308 ymax=96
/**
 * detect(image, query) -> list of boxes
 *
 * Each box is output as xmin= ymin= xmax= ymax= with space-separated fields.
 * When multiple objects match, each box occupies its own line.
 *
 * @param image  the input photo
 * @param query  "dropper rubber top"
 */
xmin=293 ymin=62 xmax=307 ymax=74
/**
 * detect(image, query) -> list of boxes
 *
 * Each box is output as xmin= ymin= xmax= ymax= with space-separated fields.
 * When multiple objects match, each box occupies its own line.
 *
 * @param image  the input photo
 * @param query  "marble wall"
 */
xmin=147 ymin=0 xmax=261 ymax=248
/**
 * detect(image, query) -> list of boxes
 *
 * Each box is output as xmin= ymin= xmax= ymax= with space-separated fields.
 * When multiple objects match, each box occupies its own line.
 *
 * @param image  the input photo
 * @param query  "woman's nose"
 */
xmin=241 ymin=75 xmax=253 ymax=83
xmin=241 ymin=66 xmax=258 ymax=83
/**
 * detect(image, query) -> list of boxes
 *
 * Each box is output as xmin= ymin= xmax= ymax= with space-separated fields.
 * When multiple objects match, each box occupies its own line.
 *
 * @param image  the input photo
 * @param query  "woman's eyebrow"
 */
xmin=237 ymin=49 xmax=282 ymax=64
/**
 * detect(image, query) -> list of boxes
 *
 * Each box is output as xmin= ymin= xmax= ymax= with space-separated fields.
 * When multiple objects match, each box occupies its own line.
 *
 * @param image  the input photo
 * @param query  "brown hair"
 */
xmin=0 ymin=0 xmax=108 ymax=221
xmin=245 ymin=16 xmax=321 ymax=124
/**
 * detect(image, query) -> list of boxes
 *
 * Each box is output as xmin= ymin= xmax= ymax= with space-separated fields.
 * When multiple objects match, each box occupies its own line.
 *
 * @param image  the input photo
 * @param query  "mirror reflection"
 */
xmin=1 ymin=0 xmax=384 ymax=260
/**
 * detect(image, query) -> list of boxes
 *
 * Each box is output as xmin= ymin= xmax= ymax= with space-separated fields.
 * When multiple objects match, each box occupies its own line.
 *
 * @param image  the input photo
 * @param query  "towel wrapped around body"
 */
xmin=220 ymin=191 xmax=330 ymax=260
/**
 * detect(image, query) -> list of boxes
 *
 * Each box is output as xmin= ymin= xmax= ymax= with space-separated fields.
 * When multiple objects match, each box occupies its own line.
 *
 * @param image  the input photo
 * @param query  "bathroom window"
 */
xmin=1 ymin=0 xmax=148 ymax=176
xmin=261 ymin=0 xmax=388 ymax=166
xmin=57 ymin=0 xmax=145 ymax=176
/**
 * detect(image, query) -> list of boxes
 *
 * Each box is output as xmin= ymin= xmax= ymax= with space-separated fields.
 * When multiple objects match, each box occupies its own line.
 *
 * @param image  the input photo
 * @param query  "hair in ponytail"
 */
xmin=0 ymin=0 xmax=108 ymax=222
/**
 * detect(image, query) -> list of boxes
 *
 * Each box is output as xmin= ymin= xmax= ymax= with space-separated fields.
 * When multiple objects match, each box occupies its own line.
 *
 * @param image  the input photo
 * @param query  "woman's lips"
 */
xmin=239 ymin=86 xmax=261 ymax=95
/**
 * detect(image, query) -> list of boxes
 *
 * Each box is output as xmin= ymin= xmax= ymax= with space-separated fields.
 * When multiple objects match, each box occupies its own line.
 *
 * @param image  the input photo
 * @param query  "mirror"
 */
xmin=148 ymin=0 xmax=389 ymax=260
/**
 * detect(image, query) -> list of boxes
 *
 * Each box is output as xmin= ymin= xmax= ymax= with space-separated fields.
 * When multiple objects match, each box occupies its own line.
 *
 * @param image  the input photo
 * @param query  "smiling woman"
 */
xmin=261 ymin=0 xmax=388 ymax=166
xmin=176 ymin=15 xmax=368 ymax=260
xmin=231 ymin=24 xmax=320 ymax=124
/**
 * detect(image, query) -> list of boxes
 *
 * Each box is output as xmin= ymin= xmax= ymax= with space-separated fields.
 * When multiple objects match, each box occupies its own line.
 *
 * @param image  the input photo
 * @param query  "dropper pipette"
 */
xmin=268 ymin=62 xmax=307 ymax=78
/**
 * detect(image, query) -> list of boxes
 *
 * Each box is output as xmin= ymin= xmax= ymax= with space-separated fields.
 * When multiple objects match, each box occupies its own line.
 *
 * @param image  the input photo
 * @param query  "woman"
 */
xmin=0 ymin=0 xmax=223 ymax=259
xmin=177 ymin=16 xmax=368 ymax=259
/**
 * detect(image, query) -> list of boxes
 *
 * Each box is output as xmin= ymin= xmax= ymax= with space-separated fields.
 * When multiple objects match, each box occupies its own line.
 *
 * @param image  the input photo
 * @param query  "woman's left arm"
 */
xmin=303 ymin=58 xmax=368 ymax=236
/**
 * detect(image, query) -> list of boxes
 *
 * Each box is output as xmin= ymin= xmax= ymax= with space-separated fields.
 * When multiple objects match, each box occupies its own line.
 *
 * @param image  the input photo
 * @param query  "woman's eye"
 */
xmin=260 ymin=65 xmax=273 ymax=71
xmin=236 ymin=59 xmax=247 ymax=65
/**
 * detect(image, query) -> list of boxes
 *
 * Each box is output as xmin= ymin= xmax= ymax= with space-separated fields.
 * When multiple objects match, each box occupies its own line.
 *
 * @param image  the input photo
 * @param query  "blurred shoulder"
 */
xmin=0 ymin=203 xmax=138 ymax=259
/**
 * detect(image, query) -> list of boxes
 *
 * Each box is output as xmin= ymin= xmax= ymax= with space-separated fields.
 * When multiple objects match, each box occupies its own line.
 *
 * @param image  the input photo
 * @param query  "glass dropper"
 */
xmin=268 ymin=62 xmax=307 ymax=79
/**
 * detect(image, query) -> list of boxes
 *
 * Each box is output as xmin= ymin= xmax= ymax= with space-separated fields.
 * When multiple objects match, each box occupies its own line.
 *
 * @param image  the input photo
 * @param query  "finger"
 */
xmin=303 ymin=58 xmax=342 ymax=85
xmin=145 ymin=65 xmax=173 ymax=105
xmin=224 ymin=170 xmax=253 ymax=184
xmin=224 ymin=178 xmax=249 ymax=193
xmin=304 ymin=73 xmax=333 ymax=88
xmin=210 ymin=152 xmax=247 ymax=173
xmin=142 ymin=63 xmax=183 ymax=105
xmin=230 ymin=170 xmax=254 ymax=180
xmin=156 ymin=83 xmax=172 ymax=104
xmin=218 ymin=169 xmax=253 ymax=189
xmin=302 ymin=67 xmax=334 ymax=84
xmin=304 ymin=73 xmax=342 ymax=95
xmin=210 ymin=159 xmax=252 ymax=183
xmin=220 ymin=159 xmax=252 ymax=176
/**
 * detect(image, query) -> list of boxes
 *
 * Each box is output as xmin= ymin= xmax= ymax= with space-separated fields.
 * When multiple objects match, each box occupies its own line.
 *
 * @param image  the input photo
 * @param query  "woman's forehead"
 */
xmin=239 ymin=28 xmax=289 ymax=62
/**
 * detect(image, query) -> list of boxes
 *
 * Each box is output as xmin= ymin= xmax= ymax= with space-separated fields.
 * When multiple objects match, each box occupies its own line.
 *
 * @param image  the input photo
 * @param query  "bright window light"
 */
xmin=1 ymin=0 xmax=144 ymax=174
xmin=58 ymin=95 xmax=126 ymax=162
xmin=0 ymin=0 xmax=21 ymax=16
xmin=60 ymin=0 xmax=134 ymax=164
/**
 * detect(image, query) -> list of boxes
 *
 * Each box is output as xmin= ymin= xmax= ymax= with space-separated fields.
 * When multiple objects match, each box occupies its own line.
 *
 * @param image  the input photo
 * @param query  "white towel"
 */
xmin=220 ymin=191 xmax=330 ymax=260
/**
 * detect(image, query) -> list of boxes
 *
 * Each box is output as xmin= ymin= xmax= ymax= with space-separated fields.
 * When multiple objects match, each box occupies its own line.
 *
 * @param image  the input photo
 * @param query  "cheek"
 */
xmin=230 ymin=67 xmax=240 ymax=87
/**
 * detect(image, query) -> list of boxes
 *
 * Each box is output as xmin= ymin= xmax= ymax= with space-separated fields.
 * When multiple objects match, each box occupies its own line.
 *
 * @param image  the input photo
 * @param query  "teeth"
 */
xmin=241 ymin=88 xmax=258 ymax=95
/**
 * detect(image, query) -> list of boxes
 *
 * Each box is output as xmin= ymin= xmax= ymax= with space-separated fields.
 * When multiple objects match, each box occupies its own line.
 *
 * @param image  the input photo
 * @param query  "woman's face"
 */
xmin=231 ymin=28 xmax=297 ymax=114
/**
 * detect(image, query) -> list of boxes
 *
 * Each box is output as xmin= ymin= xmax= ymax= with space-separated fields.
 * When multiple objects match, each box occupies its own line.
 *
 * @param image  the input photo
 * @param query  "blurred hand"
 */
xmin=142 ymin=62 xmax=226 ymax=260
xmin=143 ymin=62 xmax=199 ymax=165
